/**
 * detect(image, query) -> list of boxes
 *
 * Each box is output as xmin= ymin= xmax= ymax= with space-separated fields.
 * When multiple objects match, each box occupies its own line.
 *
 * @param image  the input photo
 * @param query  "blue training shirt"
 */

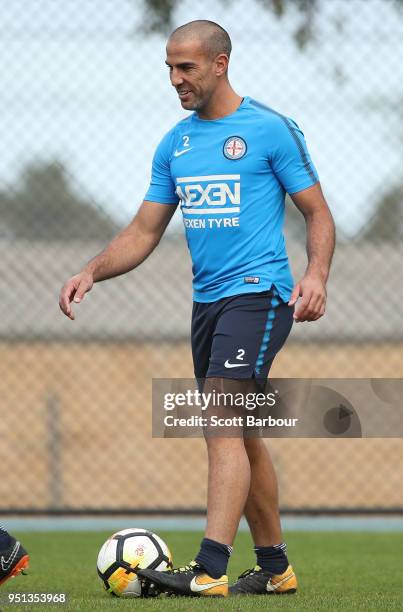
xmin=144 ymin=96 xmax=319 ymax=303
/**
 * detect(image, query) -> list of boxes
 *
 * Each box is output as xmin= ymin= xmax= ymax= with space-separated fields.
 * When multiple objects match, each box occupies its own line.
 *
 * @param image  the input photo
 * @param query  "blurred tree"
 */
xmin=0 ymin=162 xmax=119 ymax=241
xmin=141 ymin=0 xmax=318 ymax=48
xmin=360 ymin=184 xmax=403 ymax=242
xmin=140 ymin=0 xmax=403 ymax=49
xmin=362 ymin=88 xmax=403 ymax=242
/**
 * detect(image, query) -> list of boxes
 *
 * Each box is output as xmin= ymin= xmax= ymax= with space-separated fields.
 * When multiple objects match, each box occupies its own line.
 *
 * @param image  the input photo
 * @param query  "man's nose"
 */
xmin=170 ymin=69 xmax=184 ymax=87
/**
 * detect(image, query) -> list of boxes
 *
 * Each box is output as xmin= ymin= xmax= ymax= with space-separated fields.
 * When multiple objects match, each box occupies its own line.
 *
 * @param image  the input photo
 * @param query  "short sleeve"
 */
xmin=144 ymin=129 xmax=179 ymax=204
xmin=269 ymin=116 xmax=319 ymax=194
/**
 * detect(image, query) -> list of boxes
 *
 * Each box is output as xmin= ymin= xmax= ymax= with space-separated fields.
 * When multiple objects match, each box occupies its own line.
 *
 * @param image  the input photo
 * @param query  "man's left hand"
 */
xmin=288 ymin=274 xmax=327 ymax=322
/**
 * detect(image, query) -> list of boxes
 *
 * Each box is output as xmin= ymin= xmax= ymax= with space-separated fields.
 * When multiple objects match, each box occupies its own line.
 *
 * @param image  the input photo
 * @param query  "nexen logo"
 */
xmin=176 ymin=174 xmax=240 ymax=215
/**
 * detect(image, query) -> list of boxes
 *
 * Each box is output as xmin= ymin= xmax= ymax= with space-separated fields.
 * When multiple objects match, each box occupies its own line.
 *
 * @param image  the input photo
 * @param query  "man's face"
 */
xmin=165 ymin=39 xmax=217 ymax=111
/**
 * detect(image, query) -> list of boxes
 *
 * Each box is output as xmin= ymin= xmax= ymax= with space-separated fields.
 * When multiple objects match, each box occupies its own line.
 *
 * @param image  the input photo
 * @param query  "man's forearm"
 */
xmin=83 ymin=224 xmax=159 ymax=282
xmin=304 ymin=207 xmax=335 ymax=283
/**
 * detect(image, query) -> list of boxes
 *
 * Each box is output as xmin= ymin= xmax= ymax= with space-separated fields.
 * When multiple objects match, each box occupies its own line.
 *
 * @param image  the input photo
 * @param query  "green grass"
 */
xmin=1 ymin=531 xmax=403 ymax=611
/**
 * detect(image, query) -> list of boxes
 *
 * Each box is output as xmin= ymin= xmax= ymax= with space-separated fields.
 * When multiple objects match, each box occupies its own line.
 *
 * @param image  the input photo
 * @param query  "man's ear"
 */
xmin=215 ymin=53 xmax=229 ymax=77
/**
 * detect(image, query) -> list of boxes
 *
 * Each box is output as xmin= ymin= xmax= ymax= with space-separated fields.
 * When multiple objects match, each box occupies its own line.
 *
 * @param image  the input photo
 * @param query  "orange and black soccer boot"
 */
xmin=0 ymin=536 xmax=29 ymax=586
xmin=229 ymin=564 xmax=297 ymax=595
xmin=138 ymin=560 xmax=228 ymax=597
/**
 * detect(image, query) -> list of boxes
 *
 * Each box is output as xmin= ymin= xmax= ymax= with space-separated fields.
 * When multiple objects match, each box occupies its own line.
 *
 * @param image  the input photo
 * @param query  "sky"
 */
xmin=1 ymin=0 xmax=402 ymax=236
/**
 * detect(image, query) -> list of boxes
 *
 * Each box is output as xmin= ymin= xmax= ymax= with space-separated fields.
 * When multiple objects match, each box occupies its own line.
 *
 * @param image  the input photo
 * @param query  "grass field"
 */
xmin=1 ymin=531 xmax=403 ymax=611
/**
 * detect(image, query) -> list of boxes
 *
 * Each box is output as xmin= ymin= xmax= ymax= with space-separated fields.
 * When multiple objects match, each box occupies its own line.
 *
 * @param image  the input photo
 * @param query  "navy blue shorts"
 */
xmin=191 ymin=286 xmax=294 ymax=387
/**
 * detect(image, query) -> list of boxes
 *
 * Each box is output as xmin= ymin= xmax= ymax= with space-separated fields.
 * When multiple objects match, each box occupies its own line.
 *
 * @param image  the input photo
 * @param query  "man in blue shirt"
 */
xmin=60 ymin=19 xmax=335 ymax=598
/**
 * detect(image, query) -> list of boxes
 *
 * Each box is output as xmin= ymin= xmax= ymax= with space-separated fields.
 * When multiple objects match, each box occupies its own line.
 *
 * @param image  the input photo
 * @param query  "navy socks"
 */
xmin=195 ymin=537 xmax=232 ymax=579
xmin=254 ymin=542 xmax=289 ymax=574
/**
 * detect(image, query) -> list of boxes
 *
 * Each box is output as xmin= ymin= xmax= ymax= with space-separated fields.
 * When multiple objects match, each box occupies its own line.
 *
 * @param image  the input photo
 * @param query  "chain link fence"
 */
xmin=1 ymin=0 xmax=403 ymax=513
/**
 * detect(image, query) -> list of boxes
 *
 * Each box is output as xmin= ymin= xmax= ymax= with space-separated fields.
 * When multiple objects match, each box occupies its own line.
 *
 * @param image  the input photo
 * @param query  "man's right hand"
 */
xmin=59 ymin=271 xmax=94 ymax=320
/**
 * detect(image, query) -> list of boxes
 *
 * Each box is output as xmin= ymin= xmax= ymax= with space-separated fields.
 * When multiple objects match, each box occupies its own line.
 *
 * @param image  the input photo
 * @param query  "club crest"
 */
xmin=223 ymin=136 xmax=247 ymax=160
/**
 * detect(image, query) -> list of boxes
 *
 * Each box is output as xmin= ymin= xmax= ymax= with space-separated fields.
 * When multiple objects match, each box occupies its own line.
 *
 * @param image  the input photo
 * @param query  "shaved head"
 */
xmin=169 ymin=20 xmax=232 ymax=61
xmin=165 ymin=20 xmax=236 ymax=114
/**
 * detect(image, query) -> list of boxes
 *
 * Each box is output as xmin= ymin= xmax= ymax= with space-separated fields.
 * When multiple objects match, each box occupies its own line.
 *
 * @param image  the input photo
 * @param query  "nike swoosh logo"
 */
xmin=190 ymin=576 xmax=227 ymax=592
xmin=266 ymin=571 xmax=294 ymax=592
xmin=1 ymin=542 xmax=20 ymax=572
xmin=224 ymin=360 xmax=250 ymax=369
xmin=174 ymin=148 xmax=193 ymax=157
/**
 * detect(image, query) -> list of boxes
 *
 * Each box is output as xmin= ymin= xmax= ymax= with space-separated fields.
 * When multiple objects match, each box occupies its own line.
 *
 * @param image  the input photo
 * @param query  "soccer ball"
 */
xmin=96 ymin=528 xmax=172 ymax=597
